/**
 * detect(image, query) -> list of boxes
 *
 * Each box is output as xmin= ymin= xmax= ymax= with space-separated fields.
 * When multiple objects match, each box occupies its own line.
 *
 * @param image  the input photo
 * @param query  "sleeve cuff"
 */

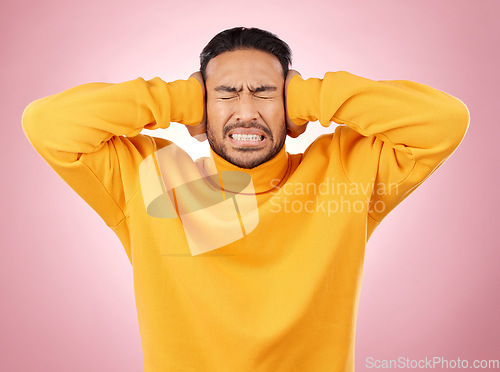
xmin=167 ymin=76 xmax=204 ymax=126
xmin=286 ymin=74 xmax=323 ymax=126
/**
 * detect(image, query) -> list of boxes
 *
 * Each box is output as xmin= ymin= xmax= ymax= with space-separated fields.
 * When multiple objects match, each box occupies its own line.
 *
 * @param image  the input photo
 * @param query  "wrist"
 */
xmin=286 ymin=74 xmax=322 ymax=125
xmin=168 ymin=77 xmax=204 ymax=126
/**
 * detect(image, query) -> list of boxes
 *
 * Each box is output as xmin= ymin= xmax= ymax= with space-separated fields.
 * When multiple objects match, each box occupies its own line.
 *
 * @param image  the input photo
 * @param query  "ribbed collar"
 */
xmin=202 ymin=146 xmax=292 ymax=195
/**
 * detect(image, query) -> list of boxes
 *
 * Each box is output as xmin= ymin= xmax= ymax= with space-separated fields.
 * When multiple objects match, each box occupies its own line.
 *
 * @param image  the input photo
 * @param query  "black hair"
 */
xmin=199 ymin=27 xmax=292 ymax=81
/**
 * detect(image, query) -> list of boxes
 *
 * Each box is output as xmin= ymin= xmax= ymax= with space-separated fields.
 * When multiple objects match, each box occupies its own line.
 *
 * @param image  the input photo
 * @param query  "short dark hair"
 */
xmin=199 ymin=27 xmax=292 ymax=82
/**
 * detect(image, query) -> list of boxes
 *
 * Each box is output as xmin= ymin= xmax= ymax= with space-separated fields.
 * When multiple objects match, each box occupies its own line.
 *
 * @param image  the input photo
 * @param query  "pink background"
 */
xmin=2 ymin=0 xmax=499 ymax=370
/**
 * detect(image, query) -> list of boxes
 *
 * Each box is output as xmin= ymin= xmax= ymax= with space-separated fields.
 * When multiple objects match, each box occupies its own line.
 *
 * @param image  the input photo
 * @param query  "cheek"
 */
xmin=260 ymin=101 xmax=285 ymax=124
xmin=207 ymin=101 xmax=232 ymax=132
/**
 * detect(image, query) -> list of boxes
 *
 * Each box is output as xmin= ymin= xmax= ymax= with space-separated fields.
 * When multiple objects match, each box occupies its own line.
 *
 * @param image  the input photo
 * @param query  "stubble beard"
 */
xmin=207 ymin=121 xmax=286 ymax=169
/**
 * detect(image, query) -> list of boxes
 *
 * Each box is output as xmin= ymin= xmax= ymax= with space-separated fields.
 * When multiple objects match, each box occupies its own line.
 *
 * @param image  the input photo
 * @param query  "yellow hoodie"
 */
xmin=22 ymin=71 xmax=469 ymax=371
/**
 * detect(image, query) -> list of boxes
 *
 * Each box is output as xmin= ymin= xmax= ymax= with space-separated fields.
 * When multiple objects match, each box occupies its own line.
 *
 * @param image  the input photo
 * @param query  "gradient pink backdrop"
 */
xmin=2 ymin=0 xmax=499 ymax=370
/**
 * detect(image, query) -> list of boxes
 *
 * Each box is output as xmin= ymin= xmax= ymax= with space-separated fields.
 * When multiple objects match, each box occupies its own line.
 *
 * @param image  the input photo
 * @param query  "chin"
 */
xmin=227 ymin=151 xmax=269 ymax=169
xmin=208 ymin=134 xmax=285 ymax=169
xmin=228 ymin=143 xmax=288 ymax=168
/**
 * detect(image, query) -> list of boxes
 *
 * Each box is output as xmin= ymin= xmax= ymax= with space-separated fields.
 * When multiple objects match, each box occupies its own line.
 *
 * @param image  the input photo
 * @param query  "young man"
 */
xmin=22 ymin=27 xmax=469 ymax=372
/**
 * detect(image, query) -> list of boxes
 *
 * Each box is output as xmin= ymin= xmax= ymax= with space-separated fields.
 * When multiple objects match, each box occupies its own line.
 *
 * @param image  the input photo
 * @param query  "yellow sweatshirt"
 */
xmin=21 ymin=71 xmax=469 ymax=372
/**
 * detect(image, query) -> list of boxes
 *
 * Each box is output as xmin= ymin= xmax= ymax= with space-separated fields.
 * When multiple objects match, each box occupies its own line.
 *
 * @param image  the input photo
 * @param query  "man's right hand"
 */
xmin=187 ymin=71 xmax=207 ymax=142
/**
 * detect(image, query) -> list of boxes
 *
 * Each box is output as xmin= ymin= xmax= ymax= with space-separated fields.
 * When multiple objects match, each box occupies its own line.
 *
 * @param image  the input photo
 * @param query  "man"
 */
xmin=22 ymin=27 xmax=469 ymax=371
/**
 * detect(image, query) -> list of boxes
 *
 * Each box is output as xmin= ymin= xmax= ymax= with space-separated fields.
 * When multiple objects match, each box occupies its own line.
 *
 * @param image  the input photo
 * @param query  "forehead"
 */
xmin=205 ymin=49 xmax=283 ymax=86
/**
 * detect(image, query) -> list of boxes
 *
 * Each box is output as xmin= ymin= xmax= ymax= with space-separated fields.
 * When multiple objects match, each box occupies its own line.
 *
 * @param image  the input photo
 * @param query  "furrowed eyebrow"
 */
xmin=214 ymin=85 xmax=277 ymax=93
xmin=214 ymin=85 xmax=239 ymax=93
xmin=253 ymin=86 xmax=277 ymax=93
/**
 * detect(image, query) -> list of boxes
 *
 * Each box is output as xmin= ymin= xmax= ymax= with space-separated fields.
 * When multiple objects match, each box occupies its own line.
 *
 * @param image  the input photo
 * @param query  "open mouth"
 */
xmin=229 ymin=133 xmax=265 ymax=141
xmin=227 ymin=128 xmax=268 ymax=147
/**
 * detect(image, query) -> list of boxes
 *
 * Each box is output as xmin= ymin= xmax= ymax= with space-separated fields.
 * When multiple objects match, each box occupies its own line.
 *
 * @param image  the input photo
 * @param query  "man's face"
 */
xmin=205 ymin=49 xmax=286 ymax=169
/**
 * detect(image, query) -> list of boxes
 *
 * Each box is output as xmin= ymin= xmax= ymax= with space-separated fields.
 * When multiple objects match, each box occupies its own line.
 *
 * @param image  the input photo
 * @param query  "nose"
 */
xmin=234 ymin=93 xmax=259 ymax=122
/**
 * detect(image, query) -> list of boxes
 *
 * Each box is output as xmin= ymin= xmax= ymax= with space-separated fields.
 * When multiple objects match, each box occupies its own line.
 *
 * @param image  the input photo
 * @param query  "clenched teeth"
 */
xmin=230 ymin=134 xmax=264 ymax=141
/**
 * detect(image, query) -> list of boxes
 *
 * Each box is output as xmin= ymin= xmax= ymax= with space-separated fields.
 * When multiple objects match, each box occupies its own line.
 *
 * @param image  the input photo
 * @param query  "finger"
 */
xmin=186 ymin=121 xmax=207 ymax=141
xmin=287 ymin=122 xmax=308 ymax=138
xmin=193 ymin=133 xmax=207 ymax=142
xmin=186 ymin=123 xmax=205 ymax=136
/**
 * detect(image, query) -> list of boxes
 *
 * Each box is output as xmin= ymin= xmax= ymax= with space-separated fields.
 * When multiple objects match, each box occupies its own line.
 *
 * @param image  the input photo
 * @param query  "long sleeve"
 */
xmin=286 ymin=71 xmax=470 ymax=223
xmin=22 ymin=76 xmax=204 ymax=258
